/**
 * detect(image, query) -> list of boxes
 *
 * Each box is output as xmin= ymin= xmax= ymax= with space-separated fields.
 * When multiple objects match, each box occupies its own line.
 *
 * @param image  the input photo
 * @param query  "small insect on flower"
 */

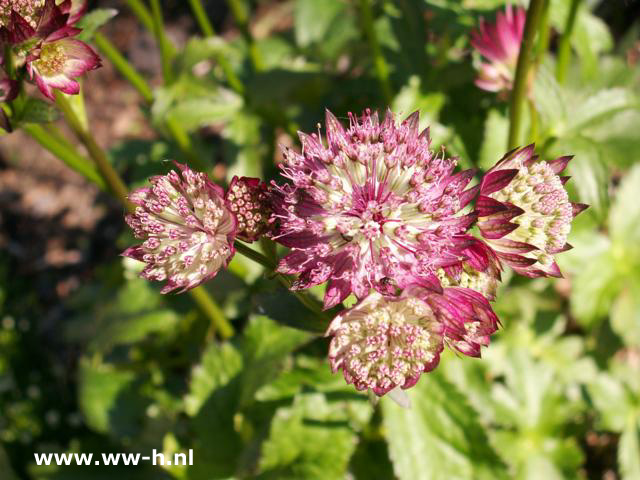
xmin=123 ymin=163 xmax=237 ymax=294
xmin=476 ymin=144 xmax=588 ymax=278
xmin=271 ymin=109 xmax=481 ymax=309
xmin=471 ymin=5 xmax=526 ymax=93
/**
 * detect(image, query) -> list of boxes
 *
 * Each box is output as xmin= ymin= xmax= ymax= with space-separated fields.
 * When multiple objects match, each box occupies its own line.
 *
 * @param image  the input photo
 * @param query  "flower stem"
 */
xmin=54 ymin=91 xmax=133 ymax=211
xmin=234 ymin=242 xmax=331 ymax=319
xmin=149 ymin=0 xmax=174 ymax=84
xmin=188 ymin=0 xmax=215 ymax=37
xmin=54 ymin=92 xmax=234 ymax=338
xmin=556 ymin=0 xmax=582 ymax=85
xmin=358 ymin=0 xmax=392 ymax=105
xmin=227 ymin=0 xmax=264 ymax=72
xmin=507 ymin=0 xmax=545 ymax=150
xmin=23 ymin=124 xmax=106 ymax=189
xmin=190 ymin=285 xmax=234 ymax=339
xmin=93 ymin=32 xmax=154 ymax=103
xmin=535 ymin=0 xmax=551 ymax=60
xmin=528 ymin=98 xmax=538 ymax=143
xmin=125 ymin=0 xmax=155 ymax=33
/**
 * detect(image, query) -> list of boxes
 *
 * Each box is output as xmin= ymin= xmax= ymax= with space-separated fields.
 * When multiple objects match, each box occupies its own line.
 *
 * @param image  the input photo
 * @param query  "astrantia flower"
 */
xmin=471 ymin=5 xmax=526 ymax=93
xmin=272 ymin=109 xmax=480 ymax=309
xmin=0 ymin=0 xmax=99 ymax=100
xmin=226 ymin=176 xmax=272 ymax=243
xmin=123 ymin=163 xmax=237 ymax=294
xmin=26 ymin=36 xmax=100 ymax=100
xmin=327 ymin=290 xmax=444 ymax=396
xmin=476 ymin=144 xmax=588 ymax=277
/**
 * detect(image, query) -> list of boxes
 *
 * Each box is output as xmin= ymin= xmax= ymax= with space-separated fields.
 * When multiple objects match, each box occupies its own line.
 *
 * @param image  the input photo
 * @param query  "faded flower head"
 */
xmin=123 ymin=163 xmax=237 ymax=294
xmin=436 ymin=235 xmax=501 ymax=300
xmin=477 ymin=144 xmax=587 ymax=277
xmin=226 ymin=176 xmax=271 ymax=243
xmin=327 ymin=290 xmax=444 ymax=396
xmin=272 ymin=109 xmax=480 ymax=309
xmin=471 ymin=5 xmax=526 ymax=92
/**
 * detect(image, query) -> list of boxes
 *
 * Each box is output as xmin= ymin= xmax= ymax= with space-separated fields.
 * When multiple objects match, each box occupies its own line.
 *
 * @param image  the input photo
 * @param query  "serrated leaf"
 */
xmin=564 ymin=88 xmax=638 ymax=136
xmin=588 ymin=373 xmax=630 ymax=432
xmin=165 ymin=92 xmax=242 ymax=133
xmin=75 ymin=9 xmax=118 ymax=41
xmin=184 ymin=342 xmax=243 ymax=416
xmin=382 ymin=371 xmax=507 ymax=480
xmin=78 ymin=358 xmax=145 ymax=437
xmin=258 ymin=392 xmax=359 ymax=479
xmin=186 ymin=343 xmax=243 ymax=480
xmin=611 ymin=286 xmax=640 ymax=348
xmin=239 ymin=315 xmax=312 ymax=407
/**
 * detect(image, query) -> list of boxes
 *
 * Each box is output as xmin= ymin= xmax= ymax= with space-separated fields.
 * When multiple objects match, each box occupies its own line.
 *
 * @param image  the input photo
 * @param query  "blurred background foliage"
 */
xmin=1 ymin=0 xmax=640 ymax=478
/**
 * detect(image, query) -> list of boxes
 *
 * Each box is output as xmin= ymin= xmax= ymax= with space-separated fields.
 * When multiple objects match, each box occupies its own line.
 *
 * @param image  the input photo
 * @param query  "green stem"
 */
xmin=234 ymin=242 xmax=333 ymax=318
xmin=54 ymin=91 xmax=133 ymax=210
xmin=188 ymin=0 xmax=215 ymax=37
xmin=93 ymin=32 xmax=154 ymax=103
xmin=535 ymin=0 xmax=551 ymax=60
xmin=54 ymin=92 xmax=234 ymax=338
xmin=507 ymin=0 xmax=545 ymax=150
xmin=23 ymin=124 xmax=106 ymax=189
xmin=126 ymin=0 xmax=155 ymax=37
xmin=149 ymin=0 xmax=174 ymax=84
xmin=227 ymin=0 xmax=264 ymax=72
xmin=359 ymin=0 xmax=392 ymax=105
xmin=528 ymin=98 xmax=538 ymax=144
xmin=190 ymin=285 xmax=234 ymax=339
xmin=556 ymin=0 xmax=582 ymax=85
xmin=92 ymin=32 xmax=206 ymax=170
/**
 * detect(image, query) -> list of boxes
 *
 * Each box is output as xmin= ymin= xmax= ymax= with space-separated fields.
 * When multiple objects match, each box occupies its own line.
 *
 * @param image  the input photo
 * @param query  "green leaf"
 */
xmin=186 ymin=343 xmax=243 ymax=480
xmin=78 ymin=358 xmax=145 ymax=437
xmin=610 ymin=164 xmax=640 ymax=245
xmin=392 ymin=76 xmax=446 ymax=125
xmin=548 ymin=136 xmax=608 ymax=220
xmin=239 ymin=315 xmax=312 ymax=407
xmin=294 ymin=0 xmax=346 ymax=48
xmin=564 ymin=88 xmax=638 ymax=136
xmin=165 ymin=92 xmax=242 ymax=133
xmin=478 ymin=108 xmax=509 ymax=170
xmin=611 ymin=286 xmax=640 ymax=348
xmin=620 ymin=419 xmax=640 ymax=480
xmin=571 ymin=9 xmax=613 ymax=80
xmin=570 ymin=249 xmax=621 ymax=327
xmin=184 ymin=342 xmax=243 ymax=416
xmin=382 ymin=371 xmax=507 ymax=480
xmin=257 ymin=392 xmax=359 ymax=479
xmin=588 ymin=373 xmax=630 ymax=432
xmin=75 ymin=9 xmax=118 ymax=42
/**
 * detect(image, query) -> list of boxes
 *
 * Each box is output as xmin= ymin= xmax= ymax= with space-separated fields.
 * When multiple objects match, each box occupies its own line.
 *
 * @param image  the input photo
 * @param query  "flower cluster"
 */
xmin=123 ymin=109 xmax=585 ymax=400
xmin=471 ymin=5 xmax=526 ymax=93
xmin=0 ymin=0 xmax=100 ymax=102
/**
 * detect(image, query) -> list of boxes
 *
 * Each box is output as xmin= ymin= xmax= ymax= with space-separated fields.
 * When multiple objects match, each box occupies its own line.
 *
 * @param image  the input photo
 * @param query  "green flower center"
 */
xmin=34 ymin=42 xmax=66 ymax=77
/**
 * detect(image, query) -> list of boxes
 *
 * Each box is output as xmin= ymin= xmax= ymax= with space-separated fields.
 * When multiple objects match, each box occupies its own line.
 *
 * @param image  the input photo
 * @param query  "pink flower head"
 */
xmin=471 ymin=5 xmax=526 ymax=92
xmin=226 ymin=176 xmax=272 ymax=243
xmin=327 ymin=289 xmax=444 ymax=396
xmin=326 ymin=284 xmax=499 ymax=396
xmin=476 ymin=144 xmax=588 ymax=278
xmin=272 ymin=109 xmax=480 ymax=309
xmin=123 ymin=163 xmax=237 ymax=294
xmin=26 ymin=36 xmax=100 ymax=100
